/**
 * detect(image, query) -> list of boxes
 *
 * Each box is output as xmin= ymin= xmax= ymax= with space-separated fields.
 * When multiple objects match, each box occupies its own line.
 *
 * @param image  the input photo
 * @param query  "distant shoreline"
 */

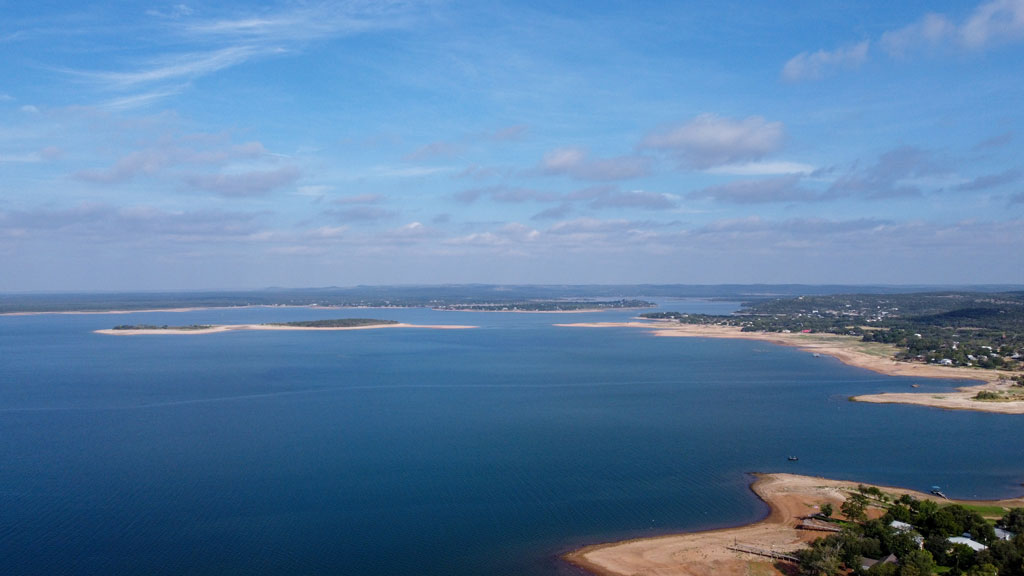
xmin=5 ymin=304 xmax=639 ymax=316
xmin=564 ymin=472 xmax=1024 ymax=576
xmin=557 ymin=321 xmax=1024 ymax=414
xmin=95 ymin=322 xmax=477 ymax=335
xmin=3 ymin=304 xmax=415 ymax=316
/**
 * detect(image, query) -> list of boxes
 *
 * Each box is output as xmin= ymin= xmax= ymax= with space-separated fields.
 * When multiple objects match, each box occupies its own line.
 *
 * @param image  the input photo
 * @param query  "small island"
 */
xmin=265 ymin=318 xmax=400 ymax=328
xmin=96 ymin=318 xmax=474 ymax=335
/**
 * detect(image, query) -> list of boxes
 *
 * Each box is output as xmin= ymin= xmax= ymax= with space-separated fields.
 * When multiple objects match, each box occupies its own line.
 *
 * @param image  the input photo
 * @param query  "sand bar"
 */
xmin=557 ymin=321 xmax=1024 ymax=414
xmin=95 ymin=323 xmax=477 ymax=335
xmin=565 ymin=472 xmax=1024 ymax=576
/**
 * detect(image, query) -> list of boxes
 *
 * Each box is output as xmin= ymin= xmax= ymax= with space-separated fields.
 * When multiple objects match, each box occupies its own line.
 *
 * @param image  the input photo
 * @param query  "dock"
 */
xmin=799 ymin=518 xmax=842 ymax=532
xmin=727 ymin=543 xmax=800 ymax=562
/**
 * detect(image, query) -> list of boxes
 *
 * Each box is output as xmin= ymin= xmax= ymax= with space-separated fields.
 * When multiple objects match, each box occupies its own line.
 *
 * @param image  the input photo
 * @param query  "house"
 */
xmin=861 ymin=553 xmax=899 ymax=571
xmin=889 ymin=520 xmax=913 ymax=532
xmin=889 ymin=520 xmax=925 ymax=548
xmin=994 ymin=528 xmax=1016 ymax=541
xmin=948 ymin=536 xmax=987 ymax=551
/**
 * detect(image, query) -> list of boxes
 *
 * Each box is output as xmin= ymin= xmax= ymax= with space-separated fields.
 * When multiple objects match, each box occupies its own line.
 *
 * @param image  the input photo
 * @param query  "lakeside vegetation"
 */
xmin=435 ymin=299 xmax=653 ymax=311
xmin=112 ymin=324 xmax=213 ymax=331
xmin=797 ymin=485 xmax=1024 ymax=576
xmin=266 ymin=318 xmax=399 ymax=328
xmin=643 ymin=292 xmax=1024 ymax=373
xmin=111 ymin=318 xmax=399 ymax=330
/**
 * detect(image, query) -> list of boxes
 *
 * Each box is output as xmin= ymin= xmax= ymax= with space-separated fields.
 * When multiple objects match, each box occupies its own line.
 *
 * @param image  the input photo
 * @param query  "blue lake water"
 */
xmin=1 ymin=300 xmax=1022 ymax=575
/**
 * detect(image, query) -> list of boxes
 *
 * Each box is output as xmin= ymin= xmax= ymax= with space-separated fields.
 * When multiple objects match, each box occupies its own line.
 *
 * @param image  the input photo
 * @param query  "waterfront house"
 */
xmin=948 ymin=536 xmax=987 ymax=551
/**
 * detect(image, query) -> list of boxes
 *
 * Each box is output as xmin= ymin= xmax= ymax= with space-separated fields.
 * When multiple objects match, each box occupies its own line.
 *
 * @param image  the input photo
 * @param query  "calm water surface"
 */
xmin=1 ymin=301 xmax=1022 ymax=575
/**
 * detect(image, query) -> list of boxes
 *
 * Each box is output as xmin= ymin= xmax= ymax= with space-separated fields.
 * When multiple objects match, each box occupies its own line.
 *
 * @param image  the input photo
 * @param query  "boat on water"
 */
xmin=930 ymin=486 xmax=949 ymax=499
xmin=788 ymin=456 xmax=799 ymax=461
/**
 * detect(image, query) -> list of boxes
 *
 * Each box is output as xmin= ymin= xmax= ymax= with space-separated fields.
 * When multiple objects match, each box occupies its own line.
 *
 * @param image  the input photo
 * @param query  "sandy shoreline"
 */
xmin=556 ymin=321 xmax=1024 ymax=414
xmin=564 ymin=473 xmax=1024 ymax=576
xmin=95 ymin=323 xmax=477 ymax=335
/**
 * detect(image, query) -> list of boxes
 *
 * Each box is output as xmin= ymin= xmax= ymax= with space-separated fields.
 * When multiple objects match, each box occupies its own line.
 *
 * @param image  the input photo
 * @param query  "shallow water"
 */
xmin=1 ymin=301 xmax=1021 ymax=575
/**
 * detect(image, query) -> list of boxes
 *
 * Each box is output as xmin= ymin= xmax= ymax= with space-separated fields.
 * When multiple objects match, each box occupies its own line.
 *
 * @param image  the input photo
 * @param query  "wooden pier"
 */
xmin=799 ymin=518 xmax=842 ymax=532
xmin=726 ymin=542 xmax=800 ymax=562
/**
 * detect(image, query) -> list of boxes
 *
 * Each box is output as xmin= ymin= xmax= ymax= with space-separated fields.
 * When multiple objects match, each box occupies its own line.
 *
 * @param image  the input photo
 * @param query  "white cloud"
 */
xmin=705 ymin=161 xmax=815 ymax=176
xmin=182 ymin=1 xmax=424 ymax=45
xmin=77 ymin=46 xmax=262 ymax=89
xmin=881 ymin=0 xmax=1024 ymax=55
xmin=641 ymin=114 xmax=785 ymax=169
xmin=790 ymin=1 xmax=1024 ymax=78
xmin=961 ymin=0 xmax=1024 ymax=48
xmin=184 ymin=166 xmax=300 ymax=197
xmin=782 ymin=41 xmax=869 ymax=81
xmin=689 ymin=176 xmax=822 ymax=204
xmin=589 ymin=189 xmax=678 ymax=210
xmin=540 ymin=147 xmax=651 ymax=181
xmin=880 ymin=13 xmax=956 ymax=56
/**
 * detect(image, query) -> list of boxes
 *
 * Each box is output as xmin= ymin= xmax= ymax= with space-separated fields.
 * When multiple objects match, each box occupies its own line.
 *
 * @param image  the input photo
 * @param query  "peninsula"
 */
xmin=557 ymin=321 xmax=1024 ymax=414
xmin=565 ymin=473 xmax=1024 ymax=576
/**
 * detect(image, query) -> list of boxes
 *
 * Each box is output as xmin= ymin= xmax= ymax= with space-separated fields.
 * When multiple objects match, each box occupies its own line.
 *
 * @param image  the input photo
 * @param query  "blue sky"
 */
xmin=2 ymin=1 xmax=1023 ymax=290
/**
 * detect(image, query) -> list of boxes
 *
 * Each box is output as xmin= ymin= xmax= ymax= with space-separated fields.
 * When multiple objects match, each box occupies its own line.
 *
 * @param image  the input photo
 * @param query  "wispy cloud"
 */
xmin=539 ymin=147 xmax=651 ymax=181
xmin=787 ymin=1 xmax=1024 ymax=80
xmin=0 ymin=146 xmax=60 ymax=164
xmin=74 ymin=139 xmax=271 ymax=185
xmin=59 ymin=1 xmax=429 ymax=108
xmin=454 ymin=185 xmax=557 ymax=204
xmin=689 ymin=175 xmax=822 ymax=204
xmin=404 ymin=141 xmax=462 ymax=161
xmin=828 ymin=146 xmax=949 ymax=199
xmin=0 ymin=203 xmax=262 ymax=241
xmin=705 ymin=161 xmax=815 ymax=176
xmin=882 ymin=0 xmax=1024 ymax=54
xmin=641 ymin=114 xmax=785 ymax=169
xmin=974 ymin=132 xmax=1013 ymax=151
xmin=953 ymin=168 xmax=1022 ymax=191
xmin=961 ymin=0 xmax=1024 ymax=48
xmin=182 ymin=1 xmax=419 ymax=43
xmin=782 ymin=41 xmax=869 ymax=81
xmin=590 ymin=189 xmax=678 ymax=210
xmin=184 ymin=166 xmax=300 ymax=198
xmin=880 ymin=13 xmax=958 ymax=56
xmin=75 ymin=46 xmax=262 ymax=89
xmin=324 ymin=206 xmax=398 ymax=222
xmin=334 ymin=193 xmax=385 ymax=205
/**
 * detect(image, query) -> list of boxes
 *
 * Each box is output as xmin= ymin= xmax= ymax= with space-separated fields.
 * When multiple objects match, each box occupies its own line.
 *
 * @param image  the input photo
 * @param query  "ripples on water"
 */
xmin=1 ymin=303 xmax=1021 ymax=575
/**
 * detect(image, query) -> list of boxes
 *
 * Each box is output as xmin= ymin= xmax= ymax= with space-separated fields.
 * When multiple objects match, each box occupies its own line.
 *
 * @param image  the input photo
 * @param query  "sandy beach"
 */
xmin=556 ymin=321 xmax=1024 ymax=414
xmin=565 ymin=473 xmax=1024 ymax=576
xmin=95 ymin=323 xmax=477 ymax=335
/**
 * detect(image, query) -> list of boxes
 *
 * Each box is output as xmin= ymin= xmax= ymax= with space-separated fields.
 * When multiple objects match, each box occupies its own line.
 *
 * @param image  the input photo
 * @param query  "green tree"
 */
xmin=1001 ymin=508 xmax=1024 ymax=534
xmin=842 ymin=493 xmax=869 ymax=523
xmin=949 ymin=542 xmax=977 ymax=572
xmin=965 ymin=564 xmax=999 ymax=576
xmin=821 ymin=503 xmax=833 ymax=518
xmin=867 ymin=562 xmax=898 ymax=576
xmin=797 ymin=540 xmax=844 ymax=576
xmin=899 ymin=549 xmax=935 ymax=576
